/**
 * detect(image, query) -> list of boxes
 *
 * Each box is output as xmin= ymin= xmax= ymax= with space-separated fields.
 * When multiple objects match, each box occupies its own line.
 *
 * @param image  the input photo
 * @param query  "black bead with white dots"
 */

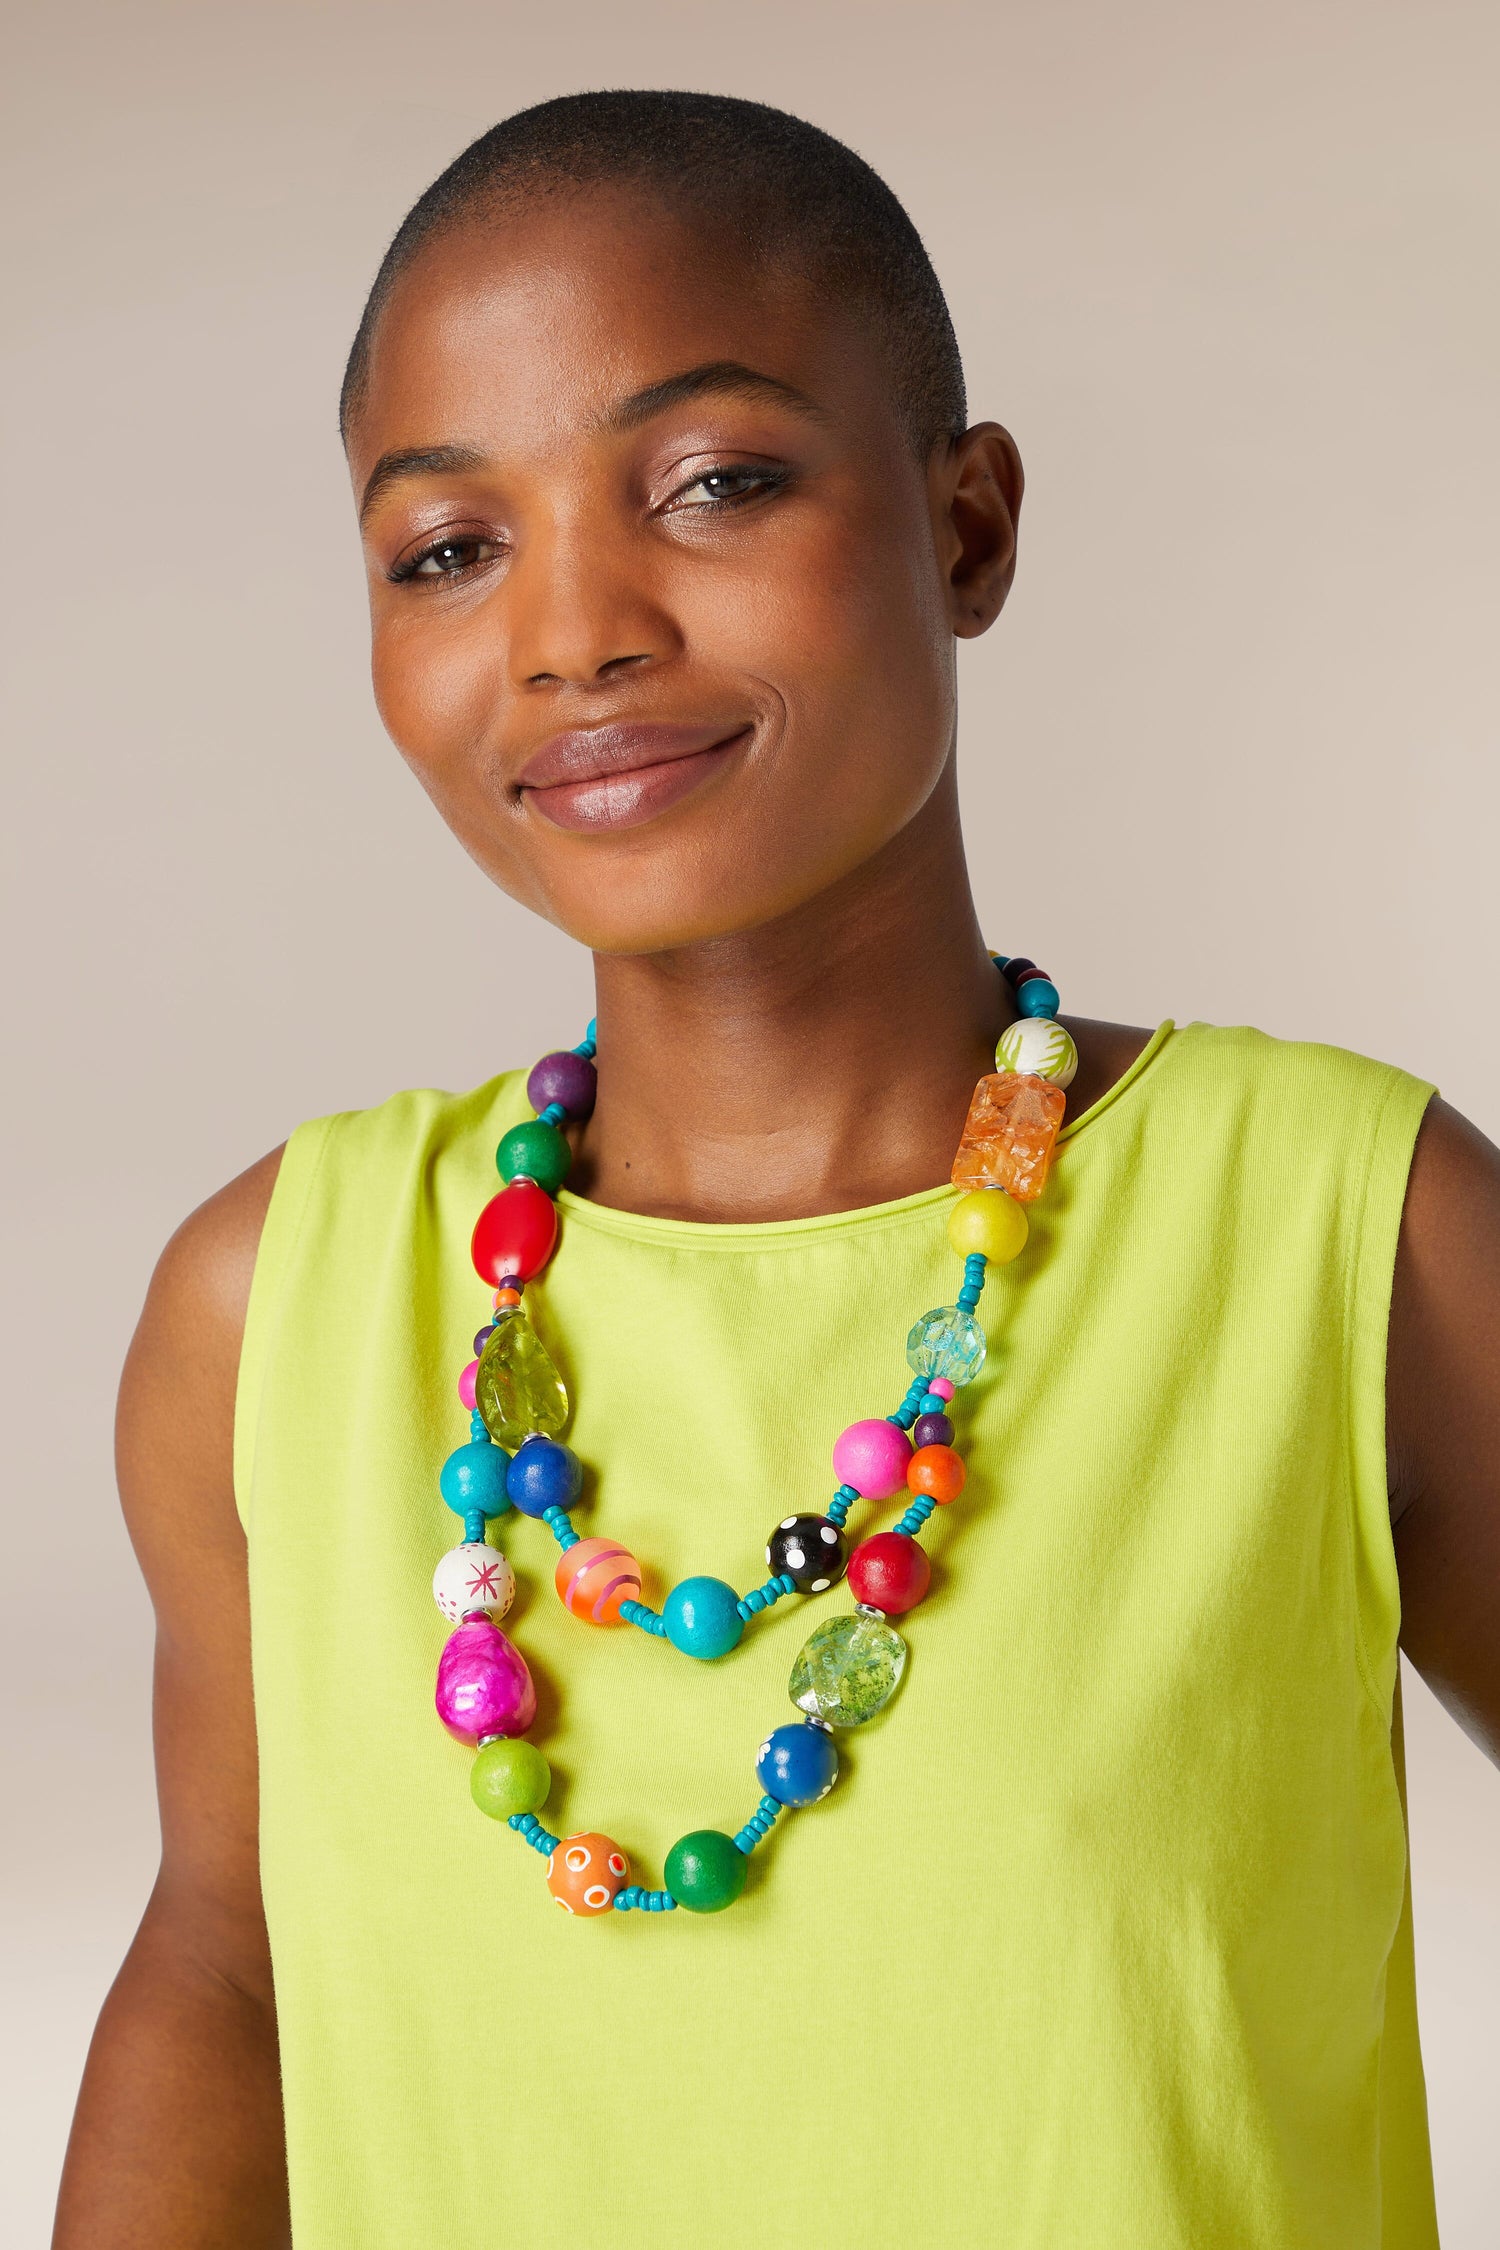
xmin=766 ymin=1512 xmax=847 ymax=1595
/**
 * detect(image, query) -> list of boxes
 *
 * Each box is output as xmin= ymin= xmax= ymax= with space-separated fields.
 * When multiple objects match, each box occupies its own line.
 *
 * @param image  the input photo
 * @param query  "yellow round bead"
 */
xmin=947 ymin=1188 xmax=1029 ymax=1263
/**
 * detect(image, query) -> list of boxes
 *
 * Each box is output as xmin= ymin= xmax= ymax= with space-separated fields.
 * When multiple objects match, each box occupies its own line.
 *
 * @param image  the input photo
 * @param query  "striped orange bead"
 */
xmin=555 ymin=1536 xmax=643 ymax=1625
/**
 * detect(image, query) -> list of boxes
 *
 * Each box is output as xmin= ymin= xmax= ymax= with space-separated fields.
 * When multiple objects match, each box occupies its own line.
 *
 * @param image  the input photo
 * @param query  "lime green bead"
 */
xmin=470 ymin=1737 xmax=551 ymax=1821
xmin=664 ymin=1829 xmax=748 ymax=1913
xmin=947 ymin=1187 xmax=1029 ymax=1264
xmin=476 ymin=1310 xmax=569 ymax=1449
xmin=496 ymin=1119 xmax=571 ymax=1193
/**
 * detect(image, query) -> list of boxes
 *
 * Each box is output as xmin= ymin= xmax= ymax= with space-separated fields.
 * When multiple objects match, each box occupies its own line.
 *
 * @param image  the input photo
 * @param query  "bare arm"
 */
xmin=1389 ymin=1097 xmax=1500 ymax=1766
xmin=53 ymin=1148 xmax=289 ymax=2250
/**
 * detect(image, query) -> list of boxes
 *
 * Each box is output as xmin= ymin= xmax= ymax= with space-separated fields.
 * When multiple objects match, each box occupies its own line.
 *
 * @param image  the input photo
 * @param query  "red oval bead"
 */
xmin=471 ymin=1179 xmax=558 ymax=1284
xmin=846 ymin=1531 xmax=930 ymax=1615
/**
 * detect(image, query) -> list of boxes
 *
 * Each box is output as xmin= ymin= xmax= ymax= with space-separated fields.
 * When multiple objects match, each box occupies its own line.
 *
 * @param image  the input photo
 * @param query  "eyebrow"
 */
xmin=359 ymin=443 xmax=486 ymax=522
xmin=599 ymin=359 xmax=829 ymax=433
xmin=357 ymin=363 xmax=825 ymax=520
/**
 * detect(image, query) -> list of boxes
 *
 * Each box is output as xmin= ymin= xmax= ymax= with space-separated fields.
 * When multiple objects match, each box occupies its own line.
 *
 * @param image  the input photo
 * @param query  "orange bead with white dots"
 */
xmin=546 ymin=1832 xmax=630 ymax=1916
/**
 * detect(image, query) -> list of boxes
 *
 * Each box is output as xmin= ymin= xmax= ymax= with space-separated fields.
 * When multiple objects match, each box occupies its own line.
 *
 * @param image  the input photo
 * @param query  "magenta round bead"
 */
xmin=435 ymin=1618 xmax=537 ymax=1745
xmin=831 ymin=1417 xmax=913 ymax=1500
xmin=458 ymin=1359 xmax=479 ymax=1410
xmin=526 ymin=1050 xmax=598 ymax=1121
xmin=928 ymin=1377 xmax=956 ymax=1401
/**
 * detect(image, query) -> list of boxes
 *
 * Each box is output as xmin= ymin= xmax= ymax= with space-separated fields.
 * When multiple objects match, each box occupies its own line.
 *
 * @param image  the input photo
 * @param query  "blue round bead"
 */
xmin=505 ymin=1437 xmax=583 ymax=1519
xmin=438 ymin=1440 xmax=512 ymax=1519
xmin=1016 ymin=977 xmax=1060 ymax=1019
xmin=756 ymin=1720 xmax=839 ymax=1807
xmin=662 ymin=1575 xmax=745 ymax=1660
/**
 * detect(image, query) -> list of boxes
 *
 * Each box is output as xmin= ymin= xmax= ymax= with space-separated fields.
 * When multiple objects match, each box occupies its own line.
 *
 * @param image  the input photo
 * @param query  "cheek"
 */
xmin=699 ymin=494 xmax=953 ymax=793
xmin=370 ymin=601 xmax=507 ymax=790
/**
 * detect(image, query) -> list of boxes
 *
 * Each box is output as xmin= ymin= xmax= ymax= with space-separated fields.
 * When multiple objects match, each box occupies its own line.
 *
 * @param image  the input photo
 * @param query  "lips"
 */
xmin=516 ymin=721 xmax=752 ymax=833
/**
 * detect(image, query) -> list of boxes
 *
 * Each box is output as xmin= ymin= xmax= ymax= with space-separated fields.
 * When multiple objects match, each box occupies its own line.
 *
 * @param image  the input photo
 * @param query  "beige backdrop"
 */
xmin=4 ymin=1 xmax=1497 ymax=2240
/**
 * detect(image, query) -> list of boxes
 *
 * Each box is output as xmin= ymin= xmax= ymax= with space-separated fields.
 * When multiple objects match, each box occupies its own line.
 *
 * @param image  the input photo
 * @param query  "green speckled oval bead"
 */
xmin=788 ymin=1611 xmax=908 ymax=1728
xmin=665 ymin=1829 xmax=749 ymax=1913
xmin=496 ymin=1118 xmax=572 ymax=1193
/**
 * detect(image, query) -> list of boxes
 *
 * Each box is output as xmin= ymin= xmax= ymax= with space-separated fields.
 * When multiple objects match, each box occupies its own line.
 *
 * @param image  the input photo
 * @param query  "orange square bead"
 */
xmin=950 ymin=1071 xmax=1065 ymax=1202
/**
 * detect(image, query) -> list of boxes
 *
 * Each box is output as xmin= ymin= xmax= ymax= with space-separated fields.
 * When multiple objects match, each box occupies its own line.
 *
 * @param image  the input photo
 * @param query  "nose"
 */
xmin=506 ymin=518 xmax=681 ymax=689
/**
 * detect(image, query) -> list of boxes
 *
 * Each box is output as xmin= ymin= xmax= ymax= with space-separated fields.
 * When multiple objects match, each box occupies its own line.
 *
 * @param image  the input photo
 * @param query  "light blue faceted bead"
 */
xmin=905 ymin=1304 xmax=987 ymax=1387
xmin=1016 ymin=978 xmax=1060 ymax=1019
xmin=662 ymin=1575 xmax=745 ymax=1660
xmin=439 ymin=1440 xmax=512 ymax=1518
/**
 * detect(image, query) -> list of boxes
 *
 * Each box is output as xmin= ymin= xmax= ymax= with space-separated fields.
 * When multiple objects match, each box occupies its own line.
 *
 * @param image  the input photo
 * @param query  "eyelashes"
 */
xmin=388 ymin=534 xmax=501 ymax=584
xmin=385 ymin=465 xmax=792 ymax=587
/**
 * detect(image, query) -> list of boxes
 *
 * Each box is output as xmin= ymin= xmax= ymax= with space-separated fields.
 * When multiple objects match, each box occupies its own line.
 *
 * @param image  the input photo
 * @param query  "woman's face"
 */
xmin=347 ymin=187 xmax=1020 ymax=952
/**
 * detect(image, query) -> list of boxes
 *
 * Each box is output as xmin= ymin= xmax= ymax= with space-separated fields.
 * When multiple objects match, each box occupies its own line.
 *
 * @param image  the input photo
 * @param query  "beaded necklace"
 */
xmin=429 ymin=953 xmax=1077 ymax=1918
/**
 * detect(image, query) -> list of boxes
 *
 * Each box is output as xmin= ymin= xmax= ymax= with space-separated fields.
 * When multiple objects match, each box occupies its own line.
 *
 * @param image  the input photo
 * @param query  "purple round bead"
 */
xmin=435 ymin=1617 xmax=536 ymax=1745
xmin=526 ymin=1050 xmax=598 ymax=1121
xmin=473 ymin=1323 xmax=496 ymax=1358
xmin=912 ymin=1412 xmax=955 ymax=1449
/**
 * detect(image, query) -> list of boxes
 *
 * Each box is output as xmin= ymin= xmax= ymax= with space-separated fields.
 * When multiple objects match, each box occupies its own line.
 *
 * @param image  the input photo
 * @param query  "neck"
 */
xmin=569 ymin=768 xmax=1014 ymax=1222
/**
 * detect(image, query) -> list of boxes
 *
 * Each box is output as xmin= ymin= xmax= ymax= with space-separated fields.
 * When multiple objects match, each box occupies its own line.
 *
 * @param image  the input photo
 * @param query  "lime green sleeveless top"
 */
xmin=235 ymin=1020 xmax=1441 ymax=2249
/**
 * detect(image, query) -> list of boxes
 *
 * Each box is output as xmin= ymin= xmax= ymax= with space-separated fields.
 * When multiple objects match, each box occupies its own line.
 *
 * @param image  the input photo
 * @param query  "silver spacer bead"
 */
xmin=855 ymin=1602 xmax=889 ymax=1619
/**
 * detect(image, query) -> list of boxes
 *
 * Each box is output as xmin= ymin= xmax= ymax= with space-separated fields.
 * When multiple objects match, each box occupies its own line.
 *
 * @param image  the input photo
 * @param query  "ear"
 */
xmin=932 ymin=422 xmax=1024 ymax=638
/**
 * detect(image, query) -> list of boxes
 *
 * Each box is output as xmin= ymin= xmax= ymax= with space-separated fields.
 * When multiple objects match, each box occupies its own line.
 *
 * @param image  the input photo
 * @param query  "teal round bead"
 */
xmin=470 ymin=1738 xmax=551 ymax=1821
xmin=662 ymin=1575 xmax=745 ymax=1660
xmin=439 ymin=1440 xmax=512 ymax=1518
xmin=664 ymin=1828 xmax=748 ymax=1912
xmin=497 ymin=1119 xmax=571 ymax=1193
xmin=1016 ymin=977 xmax=1060 ymax=1019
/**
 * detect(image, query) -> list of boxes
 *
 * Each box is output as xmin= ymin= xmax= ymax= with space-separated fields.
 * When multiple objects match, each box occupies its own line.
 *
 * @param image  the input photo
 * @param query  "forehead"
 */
xmin=348 ymin=187 xmax=899 ymax=471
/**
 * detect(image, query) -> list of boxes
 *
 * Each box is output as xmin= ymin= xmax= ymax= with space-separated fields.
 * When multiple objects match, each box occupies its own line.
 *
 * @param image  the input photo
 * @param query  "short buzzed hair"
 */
xmin=339 ymin=89 xmax=968 ymax=458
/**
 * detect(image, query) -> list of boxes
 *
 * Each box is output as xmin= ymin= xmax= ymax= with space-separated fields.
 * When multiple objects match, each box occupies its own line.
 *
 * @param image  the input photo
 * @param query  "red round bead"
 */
xmin=471 ymin=1179 xmax=558 ymax=1285
xmin=846 ymin=1531 xmax=930 ymax=1615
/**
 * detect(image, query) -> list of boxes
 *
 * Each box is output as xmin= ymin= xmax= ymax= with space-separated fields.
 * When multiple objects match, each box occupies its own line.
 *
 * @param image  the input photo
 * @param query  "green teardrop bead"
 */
xmin=475 ymin=1309 xmax=568 ymax=1449
xmin=788 ymin=1611 xmax=908 ymax=1729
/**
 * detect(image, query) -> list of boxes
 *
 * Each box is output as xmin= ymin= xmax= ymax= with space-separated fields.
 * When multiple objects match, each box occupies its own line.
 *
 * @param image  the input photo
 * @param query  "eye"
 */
xmin=665 ymin=464 xmax=789 ymax=511
xmin=390 ymin=533 xmax=502 ymax=583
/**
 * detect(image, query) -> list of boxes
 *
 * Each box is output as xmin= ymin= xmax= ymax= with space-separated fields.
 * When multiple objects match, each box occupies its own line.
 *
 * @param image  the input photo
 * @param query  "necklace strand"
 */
xmin=428 ymin=953 xmax=1077 ymax=1917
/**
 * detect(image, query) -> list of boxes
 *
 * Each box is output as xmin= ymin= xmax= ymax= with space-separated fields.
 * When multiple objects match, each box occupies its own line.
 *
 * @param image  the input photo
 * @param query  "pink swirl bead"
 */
xmin=458 ymin=1359 xmax=479 ymax=1410
xmin=831 ymin=1417 xmax=913 ymax=1500
xmin=435 ymin=1617 xmax=537 ymax=1745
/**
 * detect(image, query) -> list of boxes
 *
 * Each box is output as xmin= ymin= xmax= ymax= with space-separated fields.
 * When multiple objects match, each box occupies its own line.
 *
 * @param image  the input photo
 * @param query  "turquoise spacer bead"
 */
xmin=1016 ymin=977 xmax=1060 ymax=1018
xmin=662 ymin=1575 xmax=745 ymax=1659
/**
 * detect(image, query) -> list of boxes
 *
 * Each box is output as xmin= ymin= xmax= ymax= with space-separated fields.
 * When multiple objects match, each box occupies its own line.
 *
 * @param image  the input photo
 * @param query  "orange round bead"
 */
xmin=546 ymin=1832 xmax=629 ymax=1916
xmin=907 ymin=1443 xmax=966 ymax=1504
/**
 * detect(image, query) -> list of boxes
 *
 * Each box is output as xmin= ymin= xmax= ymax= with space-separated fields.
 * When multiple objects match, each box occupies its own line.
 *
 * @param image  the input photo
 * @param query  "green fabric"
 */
xmin=235 ymin=1019 xmax=1441 ymax=2248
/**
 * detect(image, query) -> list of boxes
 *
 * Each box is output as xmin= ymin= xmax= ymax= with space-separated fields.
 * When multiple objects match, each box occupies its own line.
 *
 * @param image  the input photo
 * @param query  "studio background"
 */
xmin=4 ymin=2 xmax=1497 ymax=2240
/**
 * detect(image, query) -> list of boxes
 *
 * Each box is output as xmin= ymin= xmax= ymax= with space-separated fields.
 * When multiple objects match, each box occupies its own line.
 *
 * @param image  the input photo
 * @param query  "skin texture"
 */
xmin=55 ymin=184 xmax=1500 ymax=2245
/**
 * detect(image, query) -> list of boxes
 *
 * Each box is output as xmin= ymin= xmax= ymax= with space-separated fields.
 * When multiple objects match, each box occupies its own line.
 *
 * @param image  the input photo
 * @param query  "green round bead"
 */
xmin=496 ymin=1119 xmax=571 ymax=1193
xmin=469 ymin=1738 xmax=551 ymax=1822
xmin=664 ymin=1828 xmax=749 ymax=1914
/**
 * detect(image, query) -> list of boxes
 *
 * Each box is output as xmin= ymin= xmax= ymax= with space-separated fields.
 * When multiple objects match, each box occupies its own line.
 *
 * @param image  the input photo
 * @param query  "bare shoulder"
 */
xmin=1060 ymin=1015 xmax=1157 ymax=1117
xmin=1388 ymin=1095 xmax=1500 ymax=1523
xmin=118 ymin=1144 xmax=286 ymax=1571
xmin=1389 ymin=1095 xmax=1500 ymax=1761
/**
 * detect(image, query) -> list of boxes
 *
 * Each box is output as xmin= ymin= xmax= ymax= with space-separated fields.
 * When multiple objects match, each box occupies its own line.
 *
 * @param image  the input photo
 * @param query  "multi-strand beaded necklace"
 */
xmin=428 ymin=953 xmax=1077 ymax=1918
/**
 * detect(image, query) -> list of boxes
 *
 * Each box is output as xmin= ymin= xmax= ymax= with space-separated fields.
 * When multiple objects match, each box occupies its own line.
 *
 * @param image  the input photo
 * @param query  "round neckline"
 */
xmin=549 ymin=1018 xmax=1179 ymax=1251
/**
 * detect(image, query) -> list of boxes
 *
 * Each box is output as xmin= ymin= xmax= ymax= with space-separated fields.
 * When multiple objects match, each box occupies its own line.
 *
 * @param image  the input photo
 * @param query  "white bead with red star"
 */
xmin=433 ymin=1542 xmax=516 ymax=1624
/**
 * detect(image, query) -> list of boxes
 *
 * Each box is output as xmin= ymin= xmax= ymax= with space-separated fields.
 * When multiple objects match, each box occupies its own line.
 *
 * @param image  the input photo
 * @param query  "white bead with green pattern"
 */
xmin=995 ymin=1014 xmax=1078 ymax=1088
